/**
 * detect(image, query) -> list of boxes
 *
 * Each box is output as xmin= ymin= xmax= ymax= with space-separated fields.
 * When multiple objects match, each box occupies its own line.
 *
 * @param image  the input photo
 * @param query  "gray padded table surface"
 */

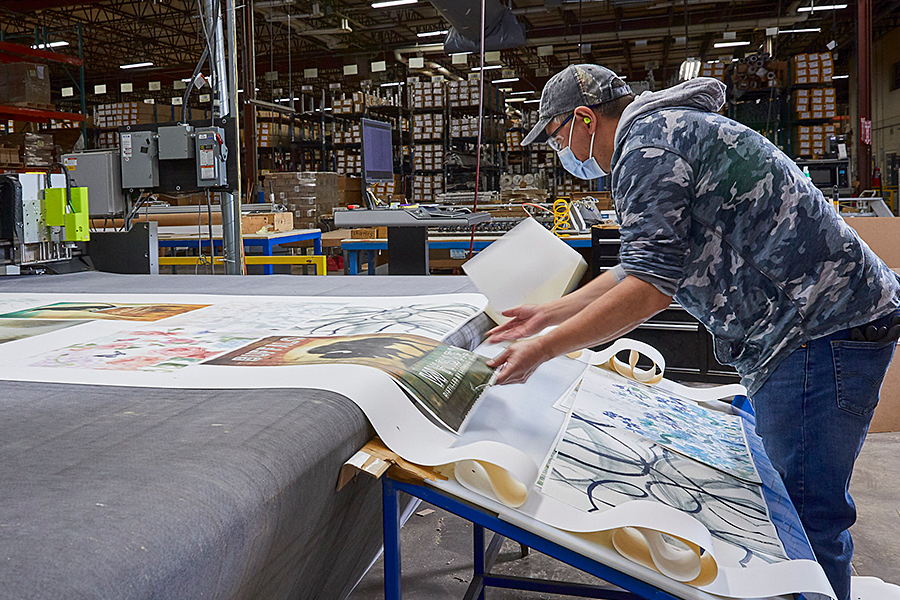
xmin=0 ymin=274 xmax=479 ymax=600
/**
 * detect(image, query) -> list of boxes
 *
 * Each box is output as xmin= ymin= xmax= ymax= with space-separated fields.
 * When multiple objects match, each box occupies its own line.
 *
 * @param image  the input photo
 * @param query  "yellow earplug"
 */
xmin=584 ymin=117 xmax=591 ymax=124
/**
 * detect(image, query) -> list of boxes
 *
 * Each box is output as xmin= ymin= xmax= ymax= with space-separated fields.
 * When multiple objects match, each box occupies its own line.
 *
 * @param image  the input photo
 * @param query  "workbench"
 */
xmin=157 ymin=226 xmax=323 ymax=274
xmin=340 ymin=234 xmax=592 ymax=275
xmin=0 ymin=272 xmax=486 ymax=600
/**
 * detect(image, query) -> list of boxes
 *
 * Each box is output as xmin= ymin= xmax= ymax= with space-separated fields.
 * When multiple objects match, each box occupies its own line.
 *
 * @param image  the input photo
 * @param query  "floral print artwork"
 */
xmin=577 ymin=367 xmax=760 ymax=483
xmin=31 ymin=328 xmax=257 ymax=372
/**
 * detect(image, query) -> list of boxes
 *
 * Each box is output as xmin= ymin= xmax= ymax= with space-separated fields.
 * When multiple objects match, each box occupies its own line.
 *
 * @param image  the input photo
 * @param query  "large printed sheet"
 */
xmin=0 ymin=290 xmax=835 ymax=600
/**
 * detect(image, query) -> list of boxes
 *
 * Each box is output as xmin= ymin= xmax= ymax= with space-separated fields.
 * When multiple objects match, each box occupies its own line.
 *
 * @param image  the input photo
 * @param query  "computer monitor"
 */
xmin=361 ymin=118 xmax=394 ymax=184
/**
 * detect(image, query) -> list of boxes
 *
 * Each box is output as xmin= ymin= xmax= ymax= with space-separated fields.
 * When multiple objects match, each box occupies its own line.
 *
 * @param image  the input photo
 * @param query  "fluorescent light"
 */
xmin=372 ymin=0 xmax=417 ymax=7
xmin=706 ymin=60 xmax=717 ymax=64
xmin=275 ymin=97 xmax=300 ymax=102
xmin=509 ymin=90 xmax=535 ymax=95
xmin=505 ymin=97 xmax=526 ymax=103
xmin=798 ymin=3 xmax=847 ymax=11
xmin=713 ymin=41 xmax=750 ymax=48
xmin=832 ymin=74 xmax=849 ymax=79
xmin=523 ymin=99 xmax=540 ymax=104
xmin=779 ymin=27 xmax=821 ymax=33
xmin=471 ymin=65 xmax=503 ymax=71
xmin=120 ymin=62 xmax=153 ymax=69
xmin=380 ymin=81 xmax=402 ymax=87
xmin=31 ymin=41 xmax=69 ymax=49
xmin=417 ymin=29 xmax=448 ymax=37
xmin=494 ymin=77 xmax=519 ymax=83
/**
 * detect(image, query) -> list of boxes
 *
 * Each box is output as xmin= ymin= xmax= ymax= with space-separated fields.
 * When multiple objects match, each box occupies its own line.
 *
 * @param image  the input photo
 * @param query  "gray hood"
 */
xmin=614 ymin=77 xmax=726 ymax=148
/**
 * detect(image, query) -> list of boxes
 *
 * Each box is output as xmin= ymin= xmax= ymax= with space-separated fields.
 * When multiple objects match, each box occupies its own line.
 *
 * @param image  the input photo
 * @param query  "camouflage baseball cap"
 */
xmin=521 ymin=64 xmax=633 ymax=146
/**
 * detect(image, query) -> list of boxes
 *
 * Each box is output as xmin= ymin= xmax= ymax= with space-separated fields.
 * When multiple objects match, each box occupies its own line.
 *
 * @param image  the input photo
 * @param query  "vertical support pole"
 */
xmin=78 ymin=23 xmax=87 ymax=145
xmin=241 ymin=0 xmax=258 ymax=196
xmin=382 ymin=478 xmax=402 ymax=600
xmin=211 ymin=0 xmax=245 ymax=275
xmin=857 ymin=0 xmax=872 ymax=191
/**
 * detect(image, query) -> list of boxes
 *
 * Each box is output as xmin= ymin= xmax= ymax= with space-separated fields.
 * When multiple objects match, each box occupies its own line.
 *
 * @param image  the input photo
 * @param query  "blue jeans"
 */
xmin=751 ymin=313 xmax=897 ymax=600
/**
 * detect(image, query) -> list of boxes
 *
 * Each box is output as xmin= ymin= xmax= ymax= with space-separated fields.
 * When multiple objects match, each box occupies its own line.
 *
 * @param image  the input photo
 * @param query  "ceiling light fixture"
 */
xmin=255 ymin=0 xmax=295 ymax=7
xmin=31 ymin=41 xmax=69 ymax=49
xmin=505 ymin=97 xmax=526 ymax=103
xmin=523 ymin=99 xmax=540 ymax=104
xmin=509 ymin=90 xmax=535 ymax=95
xmin=471 ymin=65 xmax=503 ymax=71
xmin=371 ymin=0 xmax=417 ymax=8
xmin=493 ymin=77 xmax=519 ymax=83
xmin=120 ymin=62 xmax=153 ymax=69
xmin=713 ymin=41 xmax=751 ymax=48
xmin=832 ymin=74 xmax=849 ymax=79
xmin=778 ymin=27 xmax=821 ymax=33
xmin=380 ymin=81 xmax=402 ymax=87
xmin=417 ymin=29 xmax=448 ymax=37
xmin=797 ymin=3 xmax=847 ymax=11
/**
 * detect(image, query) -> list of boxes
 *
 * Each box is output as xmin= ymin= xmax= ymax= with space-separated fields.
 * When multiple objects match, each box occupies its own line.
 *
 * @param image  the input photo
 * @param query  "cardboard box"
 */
xmin=843 ymin=217 xmax=900 ymax=432
xmin=351 ymin=226 xmax=387 ymax=239
xmin=241 ymin=212 xmax=294 ymax=234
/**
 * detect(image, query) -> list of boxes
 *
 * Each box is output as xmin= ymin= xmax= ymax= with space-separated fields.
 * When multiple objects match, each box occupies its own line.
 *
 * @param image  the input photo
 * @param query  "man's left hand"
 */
xmin=487 ymin=337 xmax=553 ymax=385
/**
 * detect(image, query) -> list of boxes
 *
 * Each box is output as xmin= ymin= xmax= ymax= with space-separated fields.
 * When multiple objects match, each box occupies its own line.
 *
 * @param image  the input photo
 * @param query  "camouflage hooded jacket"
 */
xmin=610 ymin=77 xmax=900 ymax=395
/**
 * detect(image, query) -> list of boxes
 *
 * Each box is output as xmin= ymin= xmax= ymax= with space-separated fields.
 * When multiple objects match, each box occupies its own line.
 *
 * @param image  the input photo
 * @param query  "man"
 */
xmin=486 ymin=64 xmax=899 ymax=600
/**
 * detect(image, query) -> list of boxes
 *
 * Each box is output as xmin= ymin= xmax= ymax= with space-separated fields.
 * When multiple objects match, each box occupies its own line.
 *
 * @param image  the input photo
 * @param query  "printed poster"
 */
xmin=0 ymin=302 xmax=209 ymax=322
xmin=207 ymin=333 xmax=494 ymax=432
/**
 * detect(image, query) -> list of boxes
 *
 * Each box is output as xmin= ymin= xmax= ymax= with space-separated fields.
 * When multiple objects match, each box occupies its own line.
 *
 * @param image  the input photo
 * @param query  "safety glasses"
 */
xmin=546 ymin=113 xmax=574 ymax=152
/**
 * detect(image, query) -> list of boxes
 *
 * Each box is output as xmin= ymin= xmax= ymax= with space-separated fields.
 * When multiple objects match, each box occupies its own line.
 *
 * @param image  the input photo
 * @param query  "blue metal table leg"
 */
xmin=383 ymin=478 xmax=402 ymax=600
xmin=347 ymin=250 xmax=359 ymax=275
xmin=473 ymin=524 xmax=486 ymax=600
xmin=314 ymin=235 xmax=322 ymax=255
xmin=263 ymin=241 xmax=274 ymax=275
xmin=367 ymin=250 xmax=375 ymax=275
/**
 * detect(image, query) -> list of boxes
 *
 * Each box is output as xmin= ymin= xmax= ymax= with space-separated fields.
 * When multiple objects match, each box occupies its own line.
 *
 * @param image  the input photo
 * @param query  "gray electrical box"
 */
xmin=120 ymin=130 xmax=159 ymax=189
xmin=62 ymin=149 xmax=126 ymax=217
xmin=195 ymin=127 xmax=227 ymax=188
xmin=157 ymin=124 xmax=195 ymax=160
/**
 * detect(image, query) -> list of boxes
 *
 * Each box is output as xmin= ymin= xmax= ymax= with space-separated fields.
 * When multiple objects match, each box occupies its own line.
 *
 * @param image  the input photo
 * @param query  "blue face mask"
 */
xmin=556 ymin=120 xmax=607 ymax=180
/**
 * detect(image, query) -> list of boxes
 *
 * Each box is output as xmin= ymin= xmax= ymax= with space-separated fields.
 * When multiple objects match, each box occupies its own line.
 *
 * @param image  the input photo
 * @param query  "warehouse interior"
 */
xmin=1 ymin=1 xmax=900 ymax=600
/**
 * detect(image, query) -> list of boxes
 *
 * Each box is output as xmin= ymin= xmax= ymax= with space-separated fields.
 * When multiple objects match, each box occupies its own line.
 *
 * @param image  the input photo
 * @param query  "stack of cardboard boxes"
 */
xmin=335 ymin=123 xmax=362 ymax=144
xmin=450 ymin=116 xmax=503 ymax=141
xmin=557 ymin=179 xmax=594 ymax=196
xmin=413 ymin=143 xmax=442 ymax=171
xmin=412 ymin=81 xmax=445 ymax=109
xmin=333 ymin=91 xmax=394 ymax=115
xmin=506 ymin=130 xmax=523 ymax=147
xmin=335 ymin=149 xmax=362 ymax=175
xmin=257 ymin=121 xmax=290 ymax=148
xmin=795 ymin=124 xmax=838 ymax=158
xmin=94 ymin=102 xmax=157 ymax=128
xmin=0 ymin=63 xmax=51 ymax=106
xmin=794 ymin=88 xmax=837 ymax=120
xmin=699 ymin=60 xmax=727 ymax=82
xmin=413 ymin=113 xmax=443 ymax=140
xmin=0 ymin=132 xmax=54 ymax=167
xmin=263 ymin=171 xmax=340 ymax=230
xmin=792 ymin=52 xmax=834 ymax=85
xmin=448 ymin=79 xmax=502 ymax=112
xmin=412 ymin=173 xmax=442 ymax=203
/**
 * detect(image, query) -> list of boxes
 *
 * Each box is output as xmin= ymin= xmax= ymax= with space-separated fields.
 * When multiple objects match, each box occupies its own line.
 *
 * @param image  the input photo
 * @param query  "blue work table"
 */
xmin=158 ymin=226 xmax=323 ymax=275
xmin=341 ymin=234 xmax=592 ymax=275
xmin=380 ymin=395 xmax=816 ymax=600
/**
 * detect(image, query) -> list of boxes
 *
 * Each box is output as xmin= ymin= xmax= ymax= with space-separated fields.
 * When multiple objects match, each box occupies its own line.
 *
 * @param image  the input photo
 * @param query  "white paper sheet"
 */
xmin=462 ymin=218 xmax=587 ymax=324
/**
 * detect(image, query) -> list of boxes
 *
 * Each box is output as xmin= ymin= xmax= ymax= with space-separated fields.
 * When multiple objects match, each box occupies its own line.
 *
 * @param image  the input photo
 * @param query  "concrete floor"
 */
xmin=349 ymin=432 xmax=900 ymax=599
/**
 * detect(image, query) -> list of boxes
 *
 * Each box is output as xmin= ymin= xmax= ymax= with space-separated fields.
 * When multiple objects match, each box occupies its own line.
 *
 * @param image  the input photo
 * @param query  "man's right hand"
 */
xmin=486 ymin=305 xmax=549 ymax=343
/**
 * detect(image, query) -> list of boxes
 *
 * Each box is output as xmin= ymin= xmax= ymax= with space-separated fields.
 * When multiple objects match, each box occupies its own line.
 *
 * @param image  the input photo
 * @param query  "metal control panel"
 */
xmin=195 ymin=127 xmax=227 ymax=188
xmin=120 ymin=130 xmax=159 ymax=189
